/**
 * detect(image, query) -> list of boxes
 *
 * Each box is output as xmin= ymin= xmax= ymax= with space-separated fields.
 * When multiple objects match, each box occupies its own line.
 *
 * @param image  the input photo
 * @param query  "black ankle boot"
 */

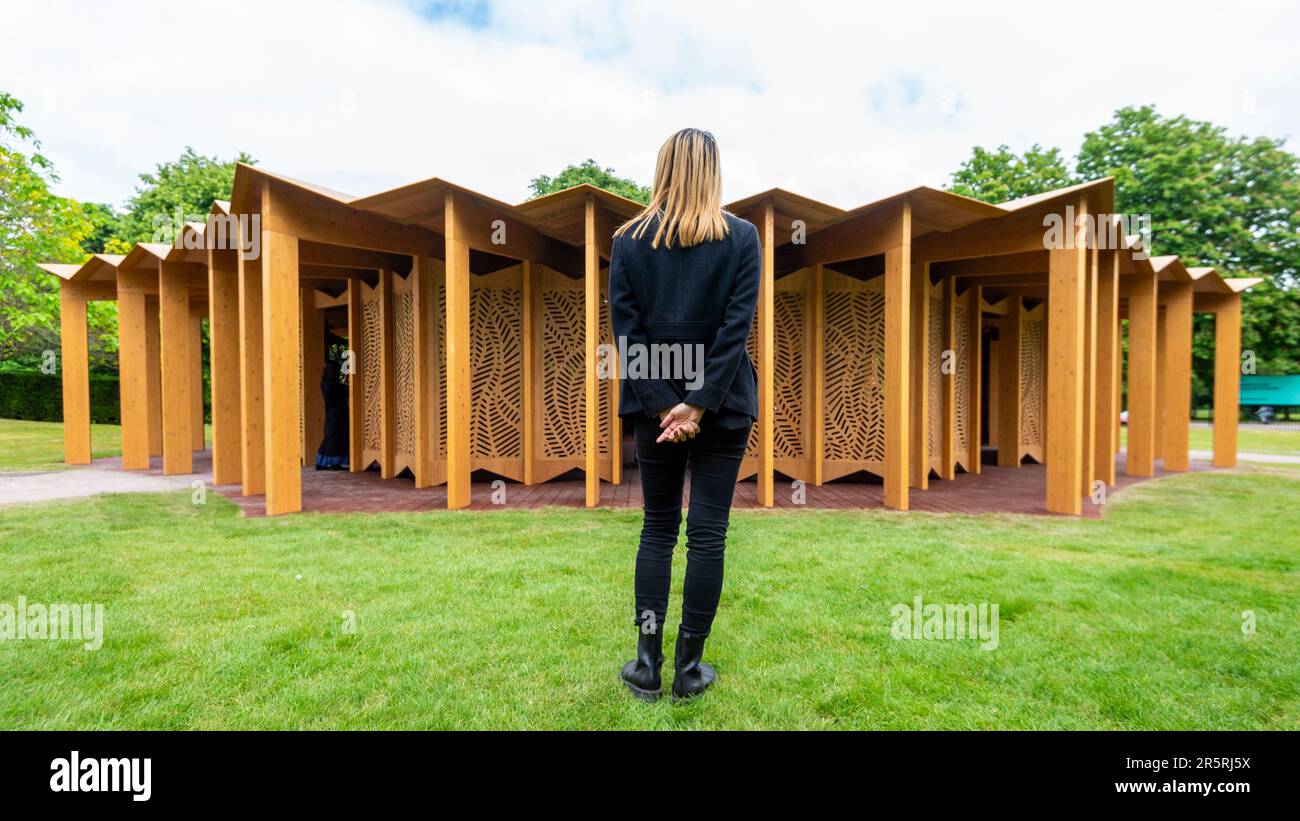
xmin=620 ymin=625 xmax=664 ymax=702
xmin=671 ymin=632 xmax=716 ymax=700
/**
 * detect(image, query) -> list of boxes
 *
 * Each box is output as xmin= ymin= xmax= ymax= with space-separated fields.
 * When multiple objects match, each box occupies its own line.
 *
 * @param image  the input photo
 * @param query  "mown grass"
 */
xmin=0 ymin=464 xmax=1295 ymax=729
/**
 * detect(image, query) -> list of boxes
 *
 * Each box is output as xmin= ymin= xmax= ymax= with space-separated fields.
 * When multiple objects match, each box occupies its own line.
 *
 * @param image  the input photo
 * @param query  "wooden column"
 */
xmin=158 ymin=262 xmax=193 ymax=475
xmin=189 ymin=308 xmax=205 ymax=451
xmin=208 ymin=247 xmax=242 ymax=485
xmin=966 ymin=285 xmax=983 ymax=474
xmin=1213 ymin=295 xmax=1242 ymax=468
xmin=413 ymin=255 xmax=438 ymax=488
xmin=1045 ymin=198 xmax=1088 ymax=515
xmin=1079 ymin=245 xmax=1098 ymax=496
xmin=883 ymin=199 xmax=912 ymax=511
xmin=378 ymin=269 xmax=396 ymax=479
xmin=238 ymin=240 xmax=266 ymax=495
xmin=116 ymin=279 xmax=150 ymax=470
xmin=58 ymin=282 xmax=91 ymax=465
xmin=444 ymin=191 xmax=472 ymax=509
xmin=346 ymin=278 xmax=364 ymax=473
xmin=909 ymin=262 xmax=930 ymax=490
xmin=811 ymin=263 xmax=825 ymax=485
xmin=521 ymin=259 xmax=537 ymax=485
xmin=1093 ymin=250 xmax=1119 ymax=486
xmin=1162 ymin=281 xmax=1194 ymax=471
xmin=997 ymin=296 xmax=1022 ymax=466
xmin=144 ymin=298 xmax=163 ymax=458
xmin=940 ymin=274 xmax=958 ymax=480
xmin=301 ymin=287 xmax=325 ymax=464
xmin=1154 ymin=306 xmax=1167 ymax=461
xmin=756 ymin=202 xmax=776 ymax=506
xmin=261 ymin=225 xmax=302 ymax=516
xmin=1125 ymin=272 xmax=1158 ymax=476
xmin=583 ymin=195 xmax=601 ymax=507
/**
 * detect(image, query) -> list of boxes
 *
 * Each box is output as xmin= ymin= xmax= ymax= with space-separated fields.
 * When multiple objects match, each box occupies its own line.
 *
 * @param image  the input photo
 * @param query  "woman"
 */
xmin=609 ymin=128 xmax=760 ymax=701
xmin=315 ymin=360 xmax=350 ymax=471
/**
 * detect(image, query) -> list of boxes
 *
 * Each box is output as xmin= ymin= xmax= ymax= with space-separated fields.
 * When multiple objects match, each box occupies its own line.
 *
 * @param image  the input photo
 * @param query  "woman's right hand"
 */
xmin=657 ymin=403 xmax=702 ymax=443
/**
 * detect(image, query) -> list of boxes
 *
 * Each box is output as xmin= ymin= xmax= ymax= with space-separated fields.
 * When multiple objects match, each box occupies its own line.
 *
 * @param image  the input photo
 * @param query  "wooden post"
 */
xmin=909 ymin=262 xmax=930 ymax=490
xmin=1213 ymin=295 xmax=1241 ymax=468
xmin=346 ymin=278 xmax=364 ymax=473
xmin=145 ymin=298 xmax=163 ymax=458
xmin=811 ymin=263 xmax=825 ymax=486
xmin=883 ymin=199 xmax=912 ymax=511
xmin=413 ymin=255 xmax=438 ymax=488
xmin=158 ymin=262 xmax=193 ymax=475
xmin=940 ymin=274 xmax=957 ymax=480
xmin=378 ymin=269 xmax=396 ymax=479
xmin=1163 ymin=281 xmax=1194 ymax=471
xmin=997 ymin=296 xmax=1022 ymax=466
xmin=1080 ymin=244 xmax=1098 ymax=496
xmin=444 ymin=191 xmax=472 ymax=509
xmin=966 ymin=285 xmax=983 ymax=474
xmin=1045 ymin=198 xmax=1088 ymax=515
xmin=301 ymin=287 xmax=325 ymax=464
xmin=208 ymin=247 xmax=242 ymax=485
xmin=58 ymin=282 xmax=91 ymax=465
xmin=521 ymin=259 xmax=537 ymax=485
xmin=189 ymin=308 xmax=205 ymax=451
xmin=756 ymin=201 xmax=776 ymax=506
xmin=238 ymin=237 xmax=266 ymax=495
xmin=1154 ymin=306 xmax=1167 ymax=461
xmin=1126 ymin=272 xmax=1158 ymax=476
xmin=261 ymin=225 xmax=302 ymax=516
xmin=1093 ymin=250 xmax=1119 ymax=486
xmin=583 ymin=195 xmax=601 ymax=507
xmin=116 ymin=280 xmax=150 ymax=470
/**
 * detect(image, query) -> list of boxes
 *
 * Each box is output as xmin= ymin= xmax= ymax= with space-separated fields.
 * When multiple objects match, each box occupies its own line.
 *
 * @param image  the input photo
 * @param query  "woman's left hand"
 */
xmin=657 ymin=403 xmax=703 ymax=443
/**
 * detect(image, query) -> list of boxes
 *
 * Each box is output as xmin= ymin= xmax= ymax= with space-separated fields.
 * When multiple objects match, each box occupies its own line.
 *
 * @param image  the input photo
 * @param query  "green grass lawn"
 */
xmin=0 ymin=419 xmax=210 ymax=472
xmin=1120 ymin=425 xmax=1300 ymax=458
xmin=0 ymin=463 xmax=1295 ymax=729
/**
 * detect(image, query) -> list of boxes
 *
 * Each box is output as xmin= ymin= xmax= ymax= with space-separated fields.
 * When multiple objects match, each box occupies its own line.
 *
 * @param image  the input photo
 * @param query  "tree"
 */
xmin=114 ymin=147 xmax=253 ymax=244
xmin=529 ymin=159 xmax=650 ymax=204
xmin=945 ymin=144 xmax=1074 ymax=204
xmin=0 ymin=92 xmax=109 ymax=370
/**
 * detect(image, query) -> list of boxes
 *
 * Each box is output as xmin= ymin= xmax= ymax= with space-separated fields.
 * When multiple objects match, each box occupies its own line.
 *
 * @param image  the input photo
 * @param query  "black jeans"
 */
xmin=632 ymin=415 xmax=751 ymax=637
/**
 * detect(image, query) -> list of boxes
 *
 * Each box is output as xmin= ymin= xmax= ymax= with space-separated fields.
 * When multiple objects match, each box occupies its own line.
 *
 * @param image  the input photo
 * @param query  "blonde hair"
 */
xmin=616 ymin=128 xmax=730 ymax=249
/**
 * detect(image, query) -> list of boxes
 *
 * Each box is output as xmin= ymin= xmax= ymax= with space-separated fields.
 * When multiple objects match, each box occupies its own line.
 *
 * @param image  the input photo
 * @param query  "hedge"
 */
xmin=0 ymin=371 xmax=121 ymax=424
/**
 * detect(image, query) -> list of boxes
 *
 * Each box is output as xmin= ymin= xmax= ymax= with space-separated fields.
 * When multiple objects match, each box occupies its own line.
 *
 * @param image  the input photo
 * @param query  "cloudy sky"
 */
xmin=4 ymin=0 xmax=1297 ymax=210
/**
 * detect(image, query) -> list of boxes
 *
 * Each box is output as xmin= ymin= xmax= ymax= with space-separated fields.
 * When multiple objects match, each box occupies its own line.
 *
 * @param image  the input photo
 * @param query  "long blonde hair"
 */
xmin=615 ymin=128 xmax=730 ymax=249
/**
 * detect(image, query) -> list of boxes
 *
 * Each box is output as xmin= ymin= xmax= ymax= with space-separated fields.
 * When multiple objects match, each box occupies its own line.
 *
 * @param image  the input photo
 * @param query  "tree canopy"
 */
xmin=529 ymin=159 xmax=650 ymax=204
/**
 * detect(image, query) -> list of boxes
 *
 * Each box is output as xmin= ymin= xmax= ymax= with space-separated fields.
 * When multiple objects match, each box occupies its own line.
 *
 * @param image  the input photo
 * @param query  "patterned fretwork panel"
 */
xmin=435 ymin=281 xmax=447 ymax=459
xmin=823 ymin=287 xmax=886 ymax=464
xmin=541 ymin=286 xmax=585 ymax=459
xmin=774 ymin=291 xmax=805 ymax=460
xmin=598 ymin=294 xmax=613 ymax=457
xmin=393 ymin=283 xmax=415 ymax=469
xmin=361 ymin=288 xmax=383 ymax=453
xmin=927 ymin=294 xmax=943 ymax=458
xmin=1019 ymin=311 xmax=1045 ymax=449
xmin=745 ymin=315 xmax=759 ymax=457
xmin=470 ymin=285 xmax=524 ymax=460
xmin=953 ymin=302 xmax=971 ymax=459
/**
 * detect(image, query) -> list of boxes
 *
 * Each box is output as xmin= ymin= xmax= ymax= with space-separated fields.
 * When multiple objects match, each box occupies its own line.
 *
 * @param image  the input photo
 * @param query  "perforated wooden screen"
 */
xmin=822 ymin=267 xmax=886 ymax=482
xmin=1019 ymin=301 xmax=1045 ymax=463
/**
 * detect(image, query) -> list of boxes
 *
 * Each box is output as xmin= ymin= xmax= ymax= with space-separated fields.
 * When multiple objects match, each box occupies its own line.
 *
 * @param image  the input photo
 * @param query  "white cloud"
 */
xmin=3 ymin=0 xmax=1297 ymax=210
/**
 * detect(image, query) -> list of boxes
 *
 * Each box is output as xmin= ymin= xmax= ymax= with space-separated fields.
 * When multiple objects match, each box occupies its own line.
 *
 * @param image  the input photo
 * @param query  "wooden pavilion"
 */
xmin=40 ymin=164 xmax=1262 ymax=516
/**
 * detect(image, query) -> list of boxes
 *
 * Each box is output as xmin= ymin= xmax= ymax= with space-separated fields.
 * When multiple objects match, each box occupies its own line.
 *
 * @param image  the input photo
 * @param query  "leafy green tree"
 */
xmin=529 ymin=159 xmax=650 ymax=204
xmin=114 ymin=147 xmax=254 ymax=244
xmin=0 ymin=92 xmax=112 ymax=370
xmin=945 ymin=144 xmax=1074 ymax=204
xmin=78 ymin=201 xmax=120 ymax=255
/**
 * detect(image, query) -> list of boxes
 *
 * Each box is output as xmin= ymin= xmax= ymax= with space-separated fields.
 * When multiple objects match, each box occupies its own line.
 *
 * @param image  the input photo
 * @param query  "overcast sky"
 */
xmin=4 ymin=0 xmax=1297 ymax=210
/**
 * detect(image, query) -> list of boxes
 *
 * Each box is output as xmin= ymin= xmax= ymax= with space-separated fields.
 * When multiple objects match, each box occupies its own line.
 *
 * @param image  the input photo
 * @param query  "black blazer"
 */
xmin=608 ymin=212 xmax=761 ymax=422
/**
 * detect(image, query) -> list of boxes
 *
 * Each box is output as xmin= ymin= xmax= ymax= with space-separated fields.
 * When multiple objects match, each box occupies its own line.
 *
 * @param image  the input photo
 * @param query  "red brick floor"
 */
xmin=191 ymin=448 xmax=1209 ymax=518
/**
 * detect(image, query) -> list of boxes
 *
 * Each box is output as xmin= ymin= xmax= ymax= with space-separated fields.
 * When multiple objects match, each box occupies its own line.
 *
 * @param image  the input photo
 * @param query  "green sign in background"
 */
xmin=1240 ymin=375 xmax=1300 ymax=406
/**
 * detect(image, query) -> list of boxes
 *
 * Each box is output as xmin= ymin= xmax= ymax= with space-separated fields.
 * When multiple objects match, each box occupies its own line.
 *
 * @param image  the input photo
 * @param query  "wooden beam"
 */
xmin=909 ymin=261 xmax=930 ymax=489
xmin=115 ymin=275 xmax=150 ymax=470
xmin=301 ymin=287 xmax=325 ymax=464
xmin=158 ymin=262 xmax=193 ymax=475
xmin=940 ymin=274 xmax=958 ymax=479
xmin=1125 ymin=272 xmax=1158 ymax=476
xmin=1094 ymin=250 xmax=1119 ymax=486
xmin=261 ymin=226 xmax=303 ymax=515
xmin=1154 ymin=307 xmax=1167 ymax=461
xmin=238 ymin=236 xmax=266 ymax=495
xmin=145 ymin=298 xmax=163 ymax=458
xmin=966 ymin=285 xmax=983 ymax=474
xmin=1080 ymin=244 xmax=1098 ymax=496
xmin=298 ymin=240 xmax=414 ymax=273
xmin=189 ymin=307 xmax=205 ymax=451
xmin=883 ymin=199 xmax=912 ymax=510
xmin=412 ymin=255 xmax=438 ymax=487
xmin=58 ymin=282 xmax=91 ymax=465
xmin=1162 ymin=281 xmax=1194 ymax=471
xmin=811 ymin=263 xmax=825 ymax=485
xmin=757 ymin=201 xmax=776 ymax=506
xmin=1045 ymin=198 xmax=1088 ymax=515
xmin=1213 ymin=295 xmax=1242 ymax=468
xmin=208 ymin=247 xmax=241 ymax=484
xmin=444 ymin=191 xmax=472 ymax=509
xmin=584 ymin=195 xmax=601 ymax=507
xmin=997 ymin=296 xmax=1022 ymax=466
